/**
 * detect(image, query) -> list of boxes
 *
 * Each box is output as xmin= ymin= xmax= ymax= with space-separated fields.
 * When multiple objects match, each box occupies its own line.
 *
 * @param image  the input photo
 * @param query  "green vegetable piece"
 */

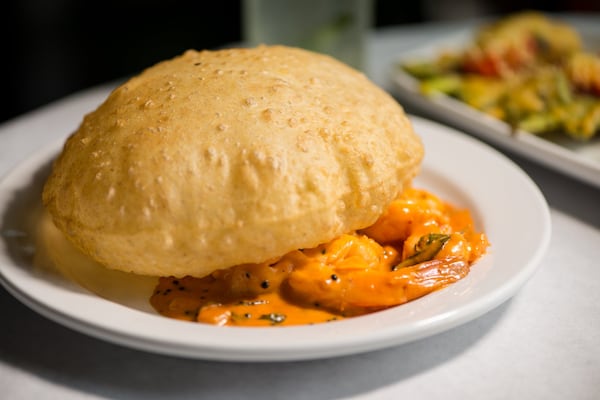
xmin=259 ymin=313 xmax=287 ymax=324
xmin=517 ymin=112 xmax=561 ymax=134
xmin=402 ymin=52 xmax=461 ymax=79
xmin=402 ymin=62 xmax=443 ymax=79
xmin=392 ymin=233 xmax=451 ymax=271
xmin=555 ymin=70 xmax=572 ymax=104
xmin=563 ymin=99 xmax=600 ymax=140
xmin=420 ymin=74 xmax=462 ymax=96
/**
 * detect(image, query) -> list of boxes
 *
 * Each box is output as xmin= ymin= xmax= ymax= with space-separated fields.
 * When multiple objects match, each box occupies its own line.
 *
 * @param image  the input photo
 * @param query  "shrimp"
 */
xmin=284 ymin=231 xmax=471 ymax=316
xmin=285 ymin=188 xmax=487 ymax=316
xmin=286 ymin=250 xmax=469 ymax=316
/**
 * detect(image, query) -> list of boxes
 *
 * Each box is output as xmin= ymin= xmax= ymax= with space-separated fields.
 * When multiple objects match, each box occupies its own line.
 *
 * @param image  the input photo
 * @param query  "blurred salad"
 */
xmin=401 ymin=11 xmax=600 ymax=141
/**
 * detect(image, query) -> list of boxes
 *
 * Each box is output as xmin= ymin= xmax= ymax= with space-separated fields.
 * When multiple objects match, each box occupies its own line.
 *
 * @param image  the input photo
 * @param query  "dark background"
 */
xmin=1 ymin=0 xmax=598 ymax=124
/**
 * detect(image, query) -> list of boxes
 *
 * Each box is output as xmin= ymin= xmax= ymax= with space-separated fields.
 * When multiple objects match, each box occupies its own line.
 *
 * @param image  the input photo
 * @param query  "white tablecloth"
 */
xmin=1 ymin=17 xmax=599 ymax=400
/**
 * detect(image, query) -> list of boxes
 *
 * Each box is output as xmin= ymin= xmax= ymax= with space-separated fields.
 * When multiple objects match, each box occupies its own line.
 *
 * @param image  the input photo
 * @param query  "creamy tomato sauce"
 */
xmin=150 ymin=188 xmax=489 ymax=327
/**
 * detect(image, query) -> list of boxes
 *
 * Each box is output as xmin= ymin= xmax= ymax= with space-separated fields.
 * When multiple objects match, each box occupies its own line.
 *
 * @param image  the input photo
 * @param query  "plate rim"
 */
xmin=0 ymin=116 xmax=551 ymax=362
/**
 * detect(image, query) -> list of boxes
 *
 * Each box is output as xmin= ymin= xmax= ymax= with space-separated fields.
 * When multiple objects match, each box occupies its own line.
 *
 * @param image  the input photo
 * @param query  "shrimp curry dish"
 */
xmin=40 ymin=46 xmax=488 ymax=327
xmin=150 ymin=187 xmax=488 ymax=326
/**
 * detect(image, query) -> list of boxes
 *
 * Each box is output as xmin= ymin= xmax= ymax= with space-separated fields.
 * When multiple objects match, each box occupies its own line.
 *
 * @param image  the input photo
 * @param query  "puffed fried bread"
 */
xmin=42 ymin=45 xmax=423 ymax=277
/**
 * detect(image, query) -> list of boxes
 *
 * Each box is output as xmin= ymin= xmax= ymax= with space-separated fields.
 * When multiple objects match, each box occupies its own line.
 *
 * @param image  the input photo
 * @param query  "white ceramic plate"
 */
xmin=0 ymin=116 xmax=551 ymax=362
xmin=390 ymin=15 xmax=600 ymax=188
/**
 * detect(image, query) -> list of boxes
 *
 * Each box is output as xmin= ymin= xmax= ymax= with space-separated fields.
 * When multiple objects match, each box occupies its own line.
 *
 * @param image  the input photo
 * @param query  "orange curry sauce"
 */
xmin=150 ymin=188 xmax=489 ymax=327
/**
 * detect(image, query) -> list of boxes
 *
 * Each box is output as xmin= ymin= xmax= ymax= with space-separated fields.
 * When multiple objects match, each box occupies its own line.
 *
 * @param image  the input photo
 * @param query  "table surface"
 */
xmin=1 ymin=16 xmax=599 ymax=400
